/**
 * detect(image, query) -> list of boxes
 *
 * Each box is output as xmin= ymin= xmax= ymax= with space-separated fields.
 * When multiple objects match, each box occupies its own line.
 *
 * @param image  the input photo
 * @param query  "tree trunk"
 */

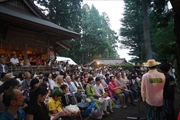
xmin=142 ymin=0 xmax=152 ymax=60
xmin=170 ymin=0 xmax=180 ymax=87
xmin=174 ymin=12 xmax=180 ymax=84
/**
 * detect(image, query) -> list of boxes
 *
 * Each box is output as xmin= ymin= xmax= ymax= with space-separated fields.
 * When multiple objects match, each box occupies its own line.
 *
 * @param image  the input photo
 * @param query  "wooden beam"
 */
xmin=24 ymin=44 xmax=27 ymax=66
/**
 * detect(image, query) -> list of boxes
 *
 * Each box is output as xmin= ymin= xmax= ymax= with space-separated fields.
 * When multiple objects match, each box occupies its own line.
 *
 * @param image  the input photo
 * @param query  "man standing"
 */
xmin=141 ymin=59 xmax=165 ymax=120
xmin=0 ymin=88 xmax=25 ymax=120
xmin=133 ymin=62 xmax=141 ymax=75
xmin=160 ymin=63 xmax=175 ymax=120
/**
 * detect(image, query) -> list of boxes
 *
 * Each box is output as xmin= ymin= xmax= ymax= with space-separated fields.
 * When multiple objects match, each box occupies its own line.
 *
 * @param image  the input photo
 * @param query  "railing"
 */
xmin=10 ymin=65 xmax=53 ymax=74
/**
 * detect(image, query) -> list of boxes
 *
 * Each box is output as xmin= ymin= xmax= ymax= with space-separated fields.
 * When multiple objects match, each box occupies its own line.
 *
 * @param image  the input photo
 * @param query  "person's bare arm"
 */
xmin=26 ymin=114 xmax=34 ymax=120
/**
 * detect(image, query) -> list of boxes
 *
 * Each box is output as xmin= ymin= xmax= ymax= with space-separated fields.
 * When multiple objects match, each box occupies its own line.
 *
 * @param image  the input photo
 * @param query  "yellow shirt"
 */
xmin=47 ymin=98 xmax=62 ymax=113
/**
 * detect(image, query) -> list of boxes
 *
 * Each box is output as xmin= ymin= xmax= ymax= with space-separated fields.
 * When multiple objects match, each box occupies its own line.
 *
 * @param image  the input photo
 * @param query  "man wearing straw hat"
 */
xmin=141 ymin=59 xmax=165 ymax=120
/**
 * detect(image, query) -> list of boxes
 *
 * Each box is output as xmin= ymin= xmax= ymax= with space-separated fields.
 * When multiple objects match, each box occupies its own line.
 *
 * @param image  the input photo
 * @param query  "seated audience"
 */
xmin=0 ymin=78 xmax=20 ymax=113
xmin=47 ymin=89 xmax=73 ymax=120
xmin=108 ymin=75 xmax=127 ymax=109
xmin=26 ymin=86 xmax=50 ymax=120
xmin=10 ymin=54 xmax=19 ymax=67
xmin=30 ymin=78 xmax=40 ymax=92
xmin=115 ymin=72 xmax=136 ymax=106
xmin=16 ymin=72 xmax=25 ymax=85
xmin=94 ymin=77 xmax=113 ymax=113
xmin=86 ymin=77 xmax=109 ymax=114
xmin=0 ymin=58 xmax=8 ymax=79
xmin=0 ymin=88 xmax=25 ymax=120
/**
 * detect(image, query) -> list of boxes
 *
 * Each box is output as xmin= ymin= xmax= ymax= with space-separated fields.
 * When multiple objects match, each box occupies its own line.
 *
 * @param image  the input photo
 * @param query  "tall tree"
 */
xmin=80 ymin=4 xmax=119 ymax=63
xmin=35 ymin=0 xmax=83 ymax=32
xmin=120 ymin=0 xmax=144 ymax=62
xmin=34 ymin=1 xmax=120 ymax=64
xmin=120 ymin=0 xmax=173 ymax=62
xmin=142 ymin=0 xmax=152 ymax=60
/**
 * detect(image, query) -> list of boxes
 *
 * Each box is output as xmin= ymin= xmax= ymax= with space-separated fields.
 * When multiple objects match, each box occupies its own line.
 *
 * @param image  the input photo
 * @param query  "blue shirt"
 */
xmin=0 ymin=108 xmax=25 ymax=120
xmin=69 ymin=83 xmax=75 ymax=93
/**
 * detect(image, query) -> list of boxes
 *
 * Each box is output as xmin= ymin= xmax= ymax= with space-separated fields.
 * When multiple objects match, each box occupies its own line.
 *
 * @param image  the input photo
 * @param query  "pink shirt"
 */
xmin=108 ymin=81 xmax=119 ymax=98
xmin=141 ymin=69 xmax=165 ymax=106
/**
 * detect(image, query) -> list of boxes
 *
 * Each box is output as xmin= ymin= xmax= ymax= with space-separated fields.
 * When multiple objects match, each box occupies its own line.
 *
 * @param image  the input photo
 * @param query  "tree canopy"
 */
xmin=120 ymin=0 xmax=175 ymax=63
xmin=34 ymin=0 xmax=119 ymax=64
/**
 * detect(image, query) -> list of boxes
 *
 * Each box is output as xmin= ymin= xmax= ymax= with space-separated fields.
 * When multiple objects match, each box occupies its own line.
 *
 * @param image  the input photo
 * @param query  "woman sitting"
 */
xmin=86 ymin=77 xmax=108 ymax=114
xmin=108 ymin=75 xmax=127 ymax=109
xmin=30 ymin=78 xmax=39 ymax=92
xmin=26 ymin=86 xmax=50 ymax=120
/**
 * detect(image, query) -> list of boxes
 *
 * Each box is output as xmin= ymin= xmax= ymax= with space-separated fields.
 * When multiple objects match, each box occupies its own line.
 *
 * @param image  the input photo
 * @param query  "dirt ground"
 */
xmin=81 ymin=91 xmax=180 ymax=120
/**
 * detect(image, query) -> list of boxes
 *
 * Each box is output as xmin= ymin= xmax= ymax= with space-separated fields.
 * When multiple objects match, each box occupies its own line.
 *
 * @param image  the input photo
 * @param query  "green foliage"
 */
xmin=120 ymin=0 xmax=175 ymax=63
xmin=120 ymin=0 xmax=144 ymax=61
xmin=110 ymin=63 xmax=133 ymax=70
xmin=152 ymin=19 xmax=176 ymax=61
xmin=34 ymin=1 xmax=119 ymax=64
xmin=80 ymin=4 xmax=119 ymax=63
xmin=35 ymin=0 xmax=82 ymax=32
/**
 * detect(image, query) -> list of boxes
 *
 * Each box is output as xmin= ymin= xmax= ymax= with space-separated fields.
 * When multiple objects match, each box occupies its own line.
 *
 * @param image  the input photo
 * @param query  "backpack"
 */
xmin=89 ymin=107 xmax=103 ymax=119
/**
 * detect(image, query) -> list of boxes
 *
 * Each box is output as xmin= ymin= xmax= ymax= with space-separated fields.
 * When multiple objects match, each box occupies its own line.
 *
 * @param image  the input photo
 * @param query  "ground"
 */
xmin=81 ymin=91 xmax=180 ymax=120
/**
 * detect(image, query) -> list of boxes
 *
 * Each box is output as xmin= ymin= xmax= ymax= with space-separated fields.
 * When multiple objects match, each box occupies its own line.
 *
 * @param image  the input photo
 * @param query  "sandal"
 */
xmin=122 ymin=105 xmax=128 ymax=109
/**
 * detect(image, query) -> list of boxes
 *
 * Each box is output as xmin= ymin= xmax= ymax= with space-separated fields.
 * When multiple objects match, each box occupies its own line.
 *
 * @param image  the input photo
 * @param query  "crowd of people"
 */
xmin=0 ymin=57 xmax=179 ymax=120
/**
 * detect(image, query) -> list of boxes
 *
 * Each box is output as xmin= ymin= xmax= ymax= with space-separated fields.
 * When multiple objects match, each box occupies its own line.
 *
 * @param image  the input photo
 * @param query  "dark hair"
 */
xmin=160 ymin=63 xmax=170 ymax=73
xmin=84 ymin=72 xmax=88 ymax=77
xmin=95 ymin=77 xmax=101 ymax=82
xmin=70 ymin=74 xmax=75 ymax=79
xmin=17 ymin=72 xmax=24 ymax=80
xmin=42 ymin=77 xmax=48 ymax=82
xmin=60 ymin=84 xmax=68 ymax=91
xmin=75 ymin=76 xmax=80 ymax=81
xmin=30 ymin=78 xmax=39 ymax=89
xmin=46 ymin=73 xmax=52 ymax=78
xmin=105 ymin=74 xmax=109 ymax=77
xmin=3 ymin=78 xmax=19 ymax=91
xmin=29 ymin=86 xmax=48 ymax=105
xmin=87 ymin=77 xmax=94 ymax=83
xmin=52 ymin=74 xmax=57 ymax=79
xmin=39 ymin=72 xmax=43 ymax=74
xmin=115 ymin=71 xmax=120 ymax=76
xmin=110 ymin=76 xmax=114 ymax=80
xmin=148 ymin=66 xmax=157 ymax=69
xmin=3 ymin=88 xmax=16 ymax=107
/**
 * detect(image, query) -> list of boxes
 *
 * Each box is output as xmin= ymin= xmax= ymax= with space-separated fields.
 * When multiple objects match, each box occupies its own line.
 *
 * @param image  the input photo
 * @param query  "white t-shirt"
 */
xmin=10 ymin=58 xmax=19 ymax=64
xmin=48 ymin=79 xmax=55 ymax=90
xmin=1 ymin=64 xmax=5 ymax=73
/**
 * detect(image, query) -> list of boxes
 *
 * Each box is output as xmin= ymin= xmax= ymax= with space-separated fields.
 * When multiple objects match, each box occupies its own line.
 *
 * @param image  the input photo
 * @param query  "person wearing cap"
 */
xmin=141 ymin=59 xmax=165 ymax=120
xmin=0 ymin=72 xmax=15 ymax=87
xmin=47 ymin=88 xmax=72 ymax=118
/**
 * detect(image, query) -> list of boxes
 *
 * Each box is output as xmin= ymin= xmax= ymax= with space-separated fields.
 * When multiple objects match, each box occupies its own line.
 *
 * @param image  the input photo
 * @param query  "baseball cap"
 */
xmin=52 ymin=88 xmax=64 ymax=97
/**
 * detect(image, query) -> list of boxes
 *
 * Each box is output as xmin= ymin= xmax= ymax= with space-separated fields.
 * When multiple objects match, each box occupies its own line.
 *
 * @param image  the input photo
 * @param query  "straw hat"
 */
xmin=143 ymin=59 xmax=161 ymax=67
xmin=4 ymin=73 xmax=15 ymax=79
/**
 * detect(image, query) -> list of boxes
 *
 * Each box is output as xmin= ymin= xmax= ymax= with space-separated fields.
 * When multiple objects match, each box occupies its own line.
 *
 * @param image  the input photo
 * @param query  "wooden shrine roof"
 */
xmin=0 ymin=3 xmax=80 ymax=40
